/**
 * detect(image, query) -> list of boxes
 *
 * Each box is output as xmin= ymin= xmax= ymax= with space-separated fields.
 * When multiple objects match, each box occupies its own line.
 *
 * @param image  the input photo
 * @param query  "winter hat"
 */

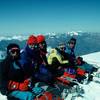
xmin=27 ymin=35 xmax=37 ymax=45
xmin=58 ymin=42 xmax=66 ymax=50
xmin=58 ymin=42 xmax=66 ymax=48
xmin=7 ymin=43 xmax=20 ymax=54
xmin=37 ymin=35 xmax=45 ymax=43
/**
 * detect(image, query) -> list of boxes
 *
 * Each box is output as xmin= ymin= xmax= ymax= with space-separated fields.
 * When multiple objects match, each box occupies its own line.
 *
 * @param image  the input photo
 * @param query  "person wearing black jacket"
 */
xmin=0 ymin=43 xmax=35 ymax=100
xmin=37 ymin=34 xmax=48 ymax=65
xmin=36 ymin=35 xmax=53 ymax=84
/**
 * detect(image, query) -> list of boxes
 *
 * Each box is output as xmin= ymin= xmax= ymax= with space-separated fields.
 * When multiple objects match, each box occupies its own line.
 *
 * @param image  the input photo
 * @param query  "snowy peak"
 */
xmin=67 ymin=31 xmax=82 ymax=36
xmin=0 ymin=35 xmax=28 ymax=41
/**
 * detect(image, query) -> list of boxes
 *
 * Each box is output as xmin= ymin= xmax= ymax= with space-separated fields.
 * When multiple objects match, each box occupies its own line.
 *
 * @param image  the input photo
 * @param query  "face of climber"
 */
xmin=59 ymin=44 xmax=66 ymax=52
xmin=28 ymin=43 xmax=38 ymax=50
xmin=9 ymin=47 xmax=20 ymax=60
xmin=69 ymin=41 xmax=75 ymax=49
xmin=38 ymin=41 xmax=47 ymax=50
xmin=37 ymin=35 xmax=47 ymax=52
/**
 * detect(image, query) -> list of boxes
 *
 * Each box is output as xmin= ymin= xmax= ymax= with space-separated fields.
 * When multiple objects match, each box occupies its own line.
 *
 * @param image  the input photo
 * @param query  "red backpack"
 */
xmin=8 ymin=78 xmax=30 ymax=91
xmin=77 ymin=68 xmax=86 ymax=76
xmin=35 ymin=91 xmax=63 ymax=100
xmin=57 ymin=72 xmax=76 ymax=84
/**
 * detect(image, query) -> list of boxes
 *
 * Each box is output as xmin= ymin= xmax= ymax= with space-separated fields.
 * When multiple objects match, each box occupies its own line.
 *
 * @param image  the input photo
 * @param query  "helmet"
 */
xmin=27 ymin=35 xmax=37 ymax=45
xmin=37 ymin=35 xmax=45 ymax=43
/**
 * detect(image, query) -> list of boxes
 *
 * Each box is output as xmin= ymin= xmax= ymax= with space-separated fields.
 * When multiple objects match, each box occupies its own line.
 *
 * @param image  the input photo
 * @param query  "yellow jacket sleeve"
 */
xmin=48 ymin=49 xmax=69 ymax=65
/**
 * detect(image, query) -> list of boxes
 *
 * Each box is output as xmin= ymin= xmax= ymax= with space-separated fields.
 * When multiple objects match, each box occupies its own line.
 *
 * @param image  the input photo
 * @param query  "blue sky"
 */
xmin=0 ymin=0 xmax=100 ymax=34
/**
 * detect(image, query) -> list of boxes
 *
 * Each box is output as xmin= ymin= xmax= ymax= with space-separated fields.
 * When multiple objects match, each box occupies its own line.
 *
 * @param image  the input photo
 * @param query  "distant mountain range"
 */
xmin=0 ymin=32 xmax=100 ymax=58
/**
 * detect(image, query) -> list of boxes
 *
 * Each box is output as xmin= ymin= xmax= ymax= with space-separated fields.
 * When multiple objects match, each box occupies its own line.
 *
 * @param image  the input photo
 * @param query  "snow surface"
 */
xmin=64 ymin=81 xmax=100 ymax=100
xmin=64 ymin=51 xmax=100 ymax=100
xmin=0 ymin=94 xmax=7 ymax=100
xmin=82 ymin=52 xmax=100 ymax=67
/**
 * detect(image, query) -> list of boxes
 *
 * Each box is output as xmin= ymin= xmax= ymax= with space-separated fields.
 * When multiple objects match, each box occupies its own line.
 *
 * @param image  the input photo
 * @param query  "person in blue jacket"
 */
xmin=66 ymin=37 xmax=76 ymax=66
xmin=20 ymin=35 xmax=40 ymax=78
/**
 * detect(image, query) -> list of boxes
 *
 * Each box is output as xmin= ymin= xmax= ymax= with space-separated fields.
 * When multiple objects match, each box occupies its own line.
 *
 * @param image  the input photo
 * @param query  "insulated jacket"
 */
xmin=19 ymin=45 xmax=41 ymax=75
xmin=48 ymin=48 xmax=69 ymax=66
xmin=0 ymin=56 xmax=25 ymax=95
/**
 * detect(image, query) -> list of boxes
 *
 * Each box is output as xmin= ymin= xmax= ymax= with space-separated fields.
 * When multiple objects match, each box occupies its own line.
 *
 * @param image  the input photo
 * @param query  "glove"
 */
xmin=0 ymin=89 xmax=8 ymax=95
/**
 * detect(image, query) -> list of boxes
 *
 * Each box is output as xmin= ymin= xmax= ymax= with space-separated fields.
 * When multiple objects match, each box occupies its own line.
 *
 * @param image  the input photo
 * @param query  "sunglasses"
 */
xmin=9 ymin=48 xmax=20 ymax=54
xmin=59 ymin=46 xmax=66 ymax=50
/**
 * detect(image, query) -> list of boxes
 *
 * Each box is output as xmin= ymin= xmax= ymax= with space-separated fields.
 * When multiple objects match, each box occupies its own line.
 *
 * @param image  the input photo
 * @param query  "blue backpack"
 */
xmin=32 ymin=87 xmax=44 ymax=96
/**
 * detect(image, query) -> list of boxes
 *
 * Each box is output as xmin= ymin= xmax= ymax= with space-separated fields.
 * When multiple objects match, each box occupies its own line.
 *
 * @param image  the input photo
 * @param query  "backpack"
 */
xmin=8 ymin=78 xmax=30 ymax=91
xmin=57 ymin=72 xmax=76 ymax=84
xmin=32 ymin=87 xmax=62 ymax=100
xmin=35 ymin=91 xmax=62 ymax=100
xmin=77 ymin=68 xmax=86 ymax=76
xmin=56 ymin=67 xmax=76 ymax=85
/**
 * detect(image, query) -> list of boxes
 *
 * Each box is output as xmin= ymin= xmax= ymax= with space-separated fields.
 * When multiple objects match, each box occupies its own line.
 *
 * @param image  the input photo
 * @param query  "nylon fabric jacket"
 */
xmin=48 ymin=48 xmax=69 ymax=65
xmin=0 ymin=56 xmax=25 ymax=95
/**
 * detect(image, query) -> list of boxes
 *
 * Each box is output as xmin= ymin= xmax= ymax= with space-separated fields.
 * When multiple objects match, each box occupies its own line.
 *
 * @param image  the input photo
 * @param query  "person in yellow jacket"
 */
xmin=48 ymin=43 xmax=70 ymax=77
xmin=48 ymin=48 xmax=68 ymax=65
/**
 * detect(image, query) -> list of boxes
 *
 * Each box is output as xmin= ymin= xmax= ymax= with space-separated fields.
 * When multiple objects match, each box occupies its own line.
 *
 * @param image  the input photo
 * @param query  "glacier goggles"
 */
xmin=9 ymin=47 xmax=20 ymax=55
xmin=59 ymin=45 xmax=66 ymax=51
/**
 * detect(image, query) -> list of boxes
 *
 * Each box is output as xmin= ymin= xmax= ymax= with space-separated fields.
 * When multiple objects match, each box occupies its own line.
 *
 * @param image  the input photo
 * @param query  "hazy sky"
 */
xmin=0 ymin=0 xmax=100 ymax=34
